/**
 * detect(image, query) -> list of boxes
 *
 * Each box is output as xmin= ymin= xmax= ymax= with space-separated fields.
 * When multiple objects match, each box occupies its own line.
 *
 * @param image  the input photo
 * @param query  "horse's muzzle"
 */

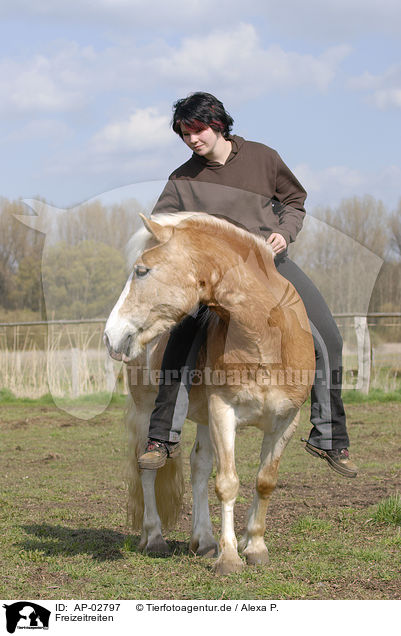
xmin=103 ymin=331 xmax=132 ymax=363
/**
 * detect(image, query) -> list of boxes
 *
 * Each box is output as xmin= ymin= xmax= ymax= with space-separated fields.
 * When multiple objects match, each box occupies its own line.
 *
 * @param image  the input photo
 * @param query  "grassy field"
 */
xmin=0 ymin=394 xmax=400 ymax=600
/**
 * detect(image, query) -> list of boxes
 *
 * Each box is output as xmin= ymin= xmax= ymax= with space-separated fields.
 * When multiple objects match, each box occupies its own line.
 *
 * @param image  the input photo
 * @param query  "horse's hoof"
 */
xmin=213 ymin=555 xmax=244 ymax=575
xmin=190 ymin=536 xmax=218 ymax=558
xmin=244 ymin=550 xmax=269 ymax=566
xmin=145 ymin=538 xmax=171 ymax=556
xmin=196 ymin=543 xmax=218 ymax=558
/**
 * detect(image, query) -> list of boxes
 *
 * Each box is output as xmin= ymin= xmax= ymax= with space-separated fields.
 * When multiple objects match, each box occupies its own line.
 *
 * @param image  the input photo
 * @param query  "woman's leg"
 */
xmin=138 ymin=304 xmax=210 ymax=469
xmin=148 ymin=304 xmax=210 ymax=443
xmin=275 ymin=256 xmax=350 ymax=451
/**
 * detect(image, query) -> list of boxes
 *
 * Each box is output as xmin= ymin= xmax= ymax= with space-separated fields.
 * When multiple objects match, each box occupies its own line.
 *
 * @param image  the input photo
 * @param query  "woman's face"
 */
xmin=180 ymin=123 xmax=222 ymax=159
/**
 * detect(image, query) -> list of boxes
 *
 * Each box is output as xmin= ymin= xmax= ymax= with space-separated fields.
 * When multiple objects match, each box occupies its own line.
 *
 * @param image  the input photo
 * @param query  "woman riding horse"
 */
xmin=137 ymin=91 xmax=357 ymax=479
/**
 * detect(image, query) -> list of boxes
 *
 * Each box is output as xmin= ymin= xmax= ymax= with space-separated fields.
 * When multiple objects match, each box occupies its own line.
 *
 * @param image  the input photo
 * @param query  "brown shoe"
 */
xmin=304 ymin=441 xmax=358 ymax=478
xmin=138 ymin=439 xmax=180 ymax=470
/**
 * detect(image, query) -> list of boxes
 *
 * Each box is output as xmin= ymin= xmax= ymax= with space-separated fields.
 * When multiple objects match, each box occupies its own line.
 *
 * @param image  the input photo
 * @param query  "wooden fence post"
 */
xmin=15 ymin=351 xmax=21 ymax=375
xmin=354 ymin=316 xmax=371 ymax=394
xmin=71 ymin=347 xmax=80 ymax=397
xmin=104 ymin=353 xmax=116 ymax=393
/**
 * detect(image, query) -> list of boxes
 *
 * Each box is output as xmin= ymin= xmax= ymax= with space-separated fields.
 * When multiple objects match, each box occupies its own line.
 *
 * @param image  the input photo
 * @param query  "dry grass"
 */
xmin=0 ymin=322 xmax=125 ymax=399
xmin=0 ymin=322 xmax=400 ymax=399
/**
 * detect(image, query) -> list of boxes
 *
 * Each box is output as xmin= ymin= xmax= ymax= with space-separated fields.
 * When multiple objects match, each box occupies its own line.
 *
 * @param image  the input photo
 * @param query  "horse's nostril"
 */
xmin=103 ymin=332 xmax=110 ymax=351
xmin=123 ymin=334 xmax=132 ymax=355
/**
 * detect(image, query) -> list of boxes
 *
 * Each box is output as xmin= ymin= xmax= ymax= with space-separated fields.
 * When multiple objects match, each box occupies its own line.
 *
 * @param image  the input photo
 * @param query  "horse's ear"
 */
xmin=140 ymin=214 xmax=173 ymax=243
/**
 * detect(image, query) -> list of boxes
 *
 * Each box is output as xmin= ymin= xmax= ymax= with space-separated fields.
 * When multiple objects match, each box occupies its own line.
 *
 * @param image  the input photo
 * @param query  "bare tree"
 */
xmin=289 ymin=195 xmax=389 ymax=313
xmin=0 ymin=198 xmax=47 ymax=310
xmin=389 ymin=198 xmax=401 ymax=260
xmin=313 ymin=195 xmax=389 ymax=258
xmin=56 ymin=198 xmax=144 ymax=253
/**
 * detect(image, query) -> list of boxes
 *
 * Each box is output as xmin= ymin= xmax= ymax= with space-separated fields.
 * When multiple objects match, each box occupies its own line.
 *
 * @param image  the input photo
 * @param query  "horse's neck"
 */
xmin=200 ymin=237 xmax=282 ymax=364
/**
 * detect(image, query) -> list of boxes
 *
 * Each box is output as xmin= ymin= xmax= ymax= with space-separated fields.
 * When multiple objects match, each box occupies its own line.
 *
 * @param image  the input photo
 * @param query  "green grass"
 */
xmin=342 ymin=388 xmax=401 ymax=403
xmin=369 ymin=494 xmax=401 ymax=526
xmin=2 ymin=385 xmax=401 ymax=405
xmin=0 ymin=388 xmax=126 ymax=406
xmin=0 ymin=388 xmax=55 ymax=404
xmin=0 ymin=398 xmax=400 ymax=599
xmin=291 ymin=516 xmax=332 ymax=535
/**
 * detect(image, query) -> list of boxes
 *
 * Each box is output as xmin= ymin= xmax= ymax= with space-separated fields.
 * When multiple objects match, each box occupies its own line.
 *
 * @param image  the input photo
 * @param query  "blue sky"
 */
xmin=1 ymin=0 xmax=401 ymax=213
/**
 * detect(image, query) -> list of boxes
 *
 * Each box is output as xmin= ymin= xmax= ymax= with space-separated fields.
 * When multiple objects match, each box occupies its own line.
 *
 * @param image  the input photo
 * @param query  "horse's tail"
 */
xmin=126 ymin=392 xmax=185 ymax=531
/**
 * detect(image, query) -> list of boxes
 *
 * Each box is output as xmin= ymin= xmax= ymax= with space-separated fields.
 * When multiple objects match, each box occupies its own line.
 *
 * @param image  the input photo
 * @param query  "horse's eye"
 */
xmin=134 ymin=264 xmax=150 ymax=278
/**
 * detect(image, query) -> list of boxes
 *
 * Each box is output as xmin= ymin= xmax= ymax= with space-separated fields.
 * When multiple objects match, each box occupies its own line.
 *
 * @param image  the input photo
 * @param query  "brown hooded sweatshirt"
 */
xmin=152 ymin=135 xmax=307 ymax=247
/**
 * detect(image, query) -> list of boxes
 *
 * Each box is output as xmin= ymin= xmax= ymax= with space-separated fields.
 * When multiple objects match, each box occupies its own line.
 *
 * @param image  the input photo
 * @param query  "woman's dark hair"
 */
xmin=172 ymin=92 xmax=234 ymax=139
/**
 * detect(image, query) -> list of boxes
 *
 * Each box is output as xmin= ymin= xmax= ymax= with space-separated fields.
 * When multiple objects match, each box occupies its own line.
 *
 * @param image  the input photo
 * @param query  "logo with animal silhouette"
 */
xmin=3 ymin=602 xmax=50 ymax=634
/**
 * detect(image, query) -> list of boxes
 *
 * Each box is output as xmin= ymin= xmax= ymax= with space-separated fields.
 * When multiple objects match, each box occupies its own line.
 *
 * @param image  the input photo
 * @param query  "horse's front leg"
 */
xmin=140 ymin=469 xmax=171 ymax=555
xmin=127 ymin=387 xmax=171 ymax=556
xmin=190 ymin=423 xmax=218 ymax=557
xmin=239 ymin=410 xmax=300 ymax=565
xmin=208 ymin=393 xmax=243 ymax=575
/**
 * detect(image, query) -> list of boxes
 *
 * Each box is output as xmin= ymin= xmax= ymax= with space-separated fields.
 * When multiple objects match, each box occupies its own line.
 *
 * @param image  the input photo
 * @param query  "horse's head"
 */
xmin=104 ymin=214 xmax=200 ymax=362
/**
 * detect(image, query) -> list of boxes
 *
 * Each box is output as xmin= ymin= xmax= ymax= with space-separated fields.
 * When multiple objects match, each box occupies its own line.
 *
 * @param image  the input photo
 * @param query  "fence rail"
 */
xmin=0 ymin=314 xmax=400 ymax=397
xmin=0 ymin=319 xmax=106 ymax=327
xmin=1 ymin=313 xmax=400 ymax=327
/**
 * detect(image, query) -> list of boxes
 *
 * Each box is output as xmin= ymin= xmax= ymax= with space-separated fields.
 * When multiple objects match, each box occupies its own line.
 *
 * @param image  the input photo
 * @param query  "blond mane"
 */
xmin=126 ymin=212 xmax=273 ymax=268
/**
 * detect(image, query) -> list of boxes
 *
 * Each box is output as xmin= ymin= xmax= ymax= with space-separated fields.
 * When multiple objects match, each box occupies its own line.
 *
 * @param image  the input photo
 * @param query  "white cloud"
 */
xmin=4 ymin=118 xmax=71 ymax=142
xmin=0 ymin=0 xmax=236 ymax=33
xmin=91 ymin=107 xmax=172 ymax=155
xmin=349 ymin=64 xmax=401 ymax=109
xmin=250 ymin=0 xmax=401 ymax=40
xmin=151 ymin=24 xmax=350 ymax=97
xmin=372 ymin=89 xmax=401 ymax=109
xmin=1 ymin=0 xmax=400 ymax=40
xmin=295 ymin=163 xmax=401 ymax=209
xmin=0 ymin=24 xmax=350 ymax=119
xmin=0 ymin=42 xmax=95 ymax=115
xmin=41 ymin=106 xmax=181 ymax=191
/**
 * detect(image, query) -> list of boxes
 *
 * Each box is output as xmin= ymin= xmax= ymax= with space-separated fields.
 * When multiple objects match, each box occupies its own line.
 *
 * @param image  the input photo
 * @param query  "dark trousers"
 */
xmin=148 ymin=256 xmax=349 ymax=451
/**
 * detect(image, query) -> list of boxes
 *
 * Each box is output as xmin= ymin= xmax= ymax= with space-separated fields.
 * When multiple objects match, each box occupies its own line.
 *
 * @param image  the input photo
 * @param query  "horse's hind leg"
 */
xmin=190 ymin=423 xmax=218 ymax=557
xmin=239 ymin=410 xmax=300 ymax=565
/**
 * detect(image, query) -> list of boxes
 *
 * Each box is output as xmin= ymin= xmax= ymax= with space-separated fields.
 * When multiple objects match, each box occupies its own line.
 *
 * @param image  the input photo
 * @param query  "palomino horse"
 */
xmin=104 ymin=212 xmax=315 ymax=574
